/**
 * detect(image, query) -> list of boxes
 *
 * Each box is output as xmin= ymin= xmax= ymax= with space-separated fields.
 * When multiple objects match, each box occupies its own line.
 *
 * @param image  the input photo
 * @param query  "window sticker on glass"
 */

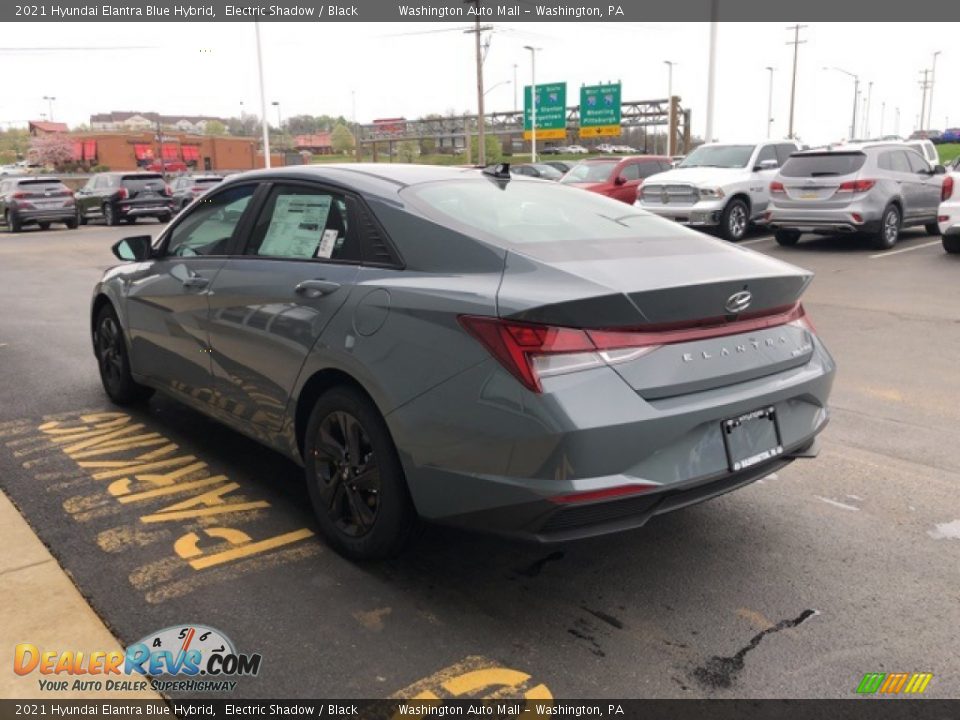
xmin=317 ymin=228 xmax=339 ymax=259
xmin=258 ymin=194 xmax=333 ymax=258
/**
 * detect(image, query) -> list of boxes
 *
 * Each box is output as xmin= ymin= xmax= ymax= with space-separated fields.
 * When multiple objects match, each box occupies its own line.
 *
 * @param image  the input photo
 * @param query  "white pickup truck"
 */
xmin=636 ymin=140 xmax=801 ymax=241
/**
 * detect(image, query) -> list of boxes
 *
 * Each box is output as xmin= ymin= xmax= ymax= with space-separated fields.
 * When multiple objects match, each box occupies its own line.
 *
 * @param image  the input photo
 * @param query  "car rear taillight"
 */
xmin=12 ymin=191 xmax=28 ymax=199
xmin=770 ymin=181 xmax=786 ymax=194
xmin=116 ymin=187 xmax=129 ymax=200
xmin=942 ymin=176 xmax=954 ymax=202
xmin=459 ymin=304 xmax=815 ymax=393
xmin=192 ymin=186 xmax=205 ymax=193
xmin=837 ymin=179 xmax=876 ymax=193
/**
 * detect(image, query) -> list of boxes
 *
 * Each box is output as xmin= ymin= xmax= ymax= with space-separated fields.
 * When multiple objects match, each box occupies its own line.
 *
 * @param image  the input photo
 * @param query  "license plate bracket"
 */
xmin=721 ymin=406 xmax=783 ymax=472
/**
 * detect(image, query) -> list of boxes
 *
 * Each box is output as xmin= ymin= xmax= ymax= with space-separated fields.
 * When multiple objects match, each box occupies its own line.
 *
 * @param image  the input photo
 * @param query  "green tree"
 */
xmin=420 ymin=137 xmax=437 ymax=155
xmin=204 ymin=120 xmax=227 ymax=136
xmin=0 ymin=128 xmax=30 ymax=164
xmin=470 ymin=133 xmax=503 ymax=164
xmin=331 ymin=123 xmax=355 ymax=154
xmin=396 ymin=141 xmax=419 ymax=163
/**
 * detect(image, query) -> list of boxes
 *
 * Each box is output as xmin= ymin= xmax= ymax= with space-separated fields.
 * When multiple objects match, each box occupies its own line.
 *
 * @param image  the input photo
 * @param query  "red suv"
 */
xmin=560 ymin=155 xmax=672 ymax=204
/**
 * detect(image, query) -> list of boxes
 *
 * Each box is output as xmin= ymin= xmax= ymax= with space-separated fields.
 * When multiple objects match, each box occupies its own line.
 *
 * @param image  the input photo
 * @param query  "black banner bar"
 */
xmin=0 ymin=700 xmax=957 ymax=720
xmin=2 ymin=0 xmax=959 ymax=23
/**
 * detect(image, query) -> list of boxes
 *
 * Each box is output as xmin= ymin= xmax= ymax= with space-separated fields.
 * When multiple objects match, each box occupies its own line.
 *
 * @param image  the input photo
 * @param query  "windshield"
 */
xmin=781 ymin=153 xmax=866 ymax=177
xmin=560 ymin=161 xmax=616 ymax=184
xmin=403 ymin=178 xmax=691 ymax=246
xmin=679 ymin=145 xmax=754 ymax=169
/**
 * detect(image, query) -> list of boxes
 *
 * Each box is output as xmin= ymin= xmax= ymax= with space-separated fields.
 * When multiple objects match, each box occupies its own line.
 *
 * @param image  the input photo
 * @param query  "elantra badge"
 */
xmin=725 ymin=290 xmax=752 ymax=314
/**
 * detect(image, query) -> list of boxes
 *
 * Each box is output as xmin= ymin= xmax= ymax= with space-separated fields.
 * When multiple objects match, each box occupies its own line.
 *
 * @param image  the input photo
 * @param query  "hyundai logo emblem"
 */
xmin=725 ymin=290 xmax=752 ymax=314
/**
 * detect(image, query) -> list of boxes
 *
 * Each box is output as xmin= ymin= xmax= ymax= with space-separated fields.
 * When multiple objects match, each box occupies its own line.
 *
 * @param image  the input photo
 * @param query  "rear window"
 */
xmin=560 ymin=161 xmax=616 ymax=184
xmin=17 ymin=180 xmax=66 ymax=191
xmin=121 ymin=175 xmax=165 ymax=191
xmin=403 ymin=178 xmax=690 ymax=246
xmin=780 ymin=153 xmax=866 ymax=178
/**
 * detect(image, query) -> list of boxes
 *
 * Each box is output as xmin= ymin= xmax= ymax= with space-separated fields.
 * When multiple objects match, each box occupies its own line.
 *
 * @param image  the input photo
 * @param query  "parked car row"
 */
xmin=1 ymin=170 xmax=223 ymax=232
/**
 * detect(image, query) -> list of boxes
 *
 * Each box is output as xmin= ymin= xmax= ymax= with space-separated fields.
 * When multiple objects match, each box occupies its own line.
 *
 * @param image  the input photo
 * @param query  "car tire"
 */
xmin=104 ymin=204 xmax=118 ymax=226
xmin=6 ymin=211 xmax=21 ymax=233
xmin=774 ymin=230 xmax=801 ymax=246
xmin=38 ymin=222 xmax=50 ymax=230
xmin=719 ymin=198 xmax=750 ymax=242
xmin=77 ymin=208 xmax=87 ymax=226
xmin=925 ymin=222 xmax=942 ymax=236
xmin=93 ymin=304 xmax=154 ymax=406
xmin=158 ymin=213 xmax=171 ymax=224
xmin=873 ymin=204 xmax=901 ymax=250
xmin=65 ymin=216 xmax=78 ymax=229
xmin=125 ymin=217 xmax=137 ymax=224
xmin=943 ymin=235 xmax=960 ymax=254
xmin=304 ymin=387 xmax=418 ymax=561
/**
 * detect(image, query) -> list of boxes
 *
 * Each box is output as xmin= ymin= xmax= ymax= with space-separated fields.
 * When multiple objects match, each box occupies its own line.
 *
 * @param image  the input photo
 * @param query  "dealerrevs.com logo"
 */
xmin=14 ymin=624 xmax=262 ymax=693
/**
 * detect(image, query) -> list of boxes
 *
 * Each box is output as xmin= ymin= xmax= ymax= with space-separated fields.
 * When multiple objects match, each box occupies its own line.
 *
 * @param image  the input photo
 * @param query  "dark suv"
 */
xmin=169 ymin=174 xmax=223 ymax=211
xmin=0 ymin=176 xmax=77 ymax=232
xmin=75 ymin=172 xmax=175 ymax=226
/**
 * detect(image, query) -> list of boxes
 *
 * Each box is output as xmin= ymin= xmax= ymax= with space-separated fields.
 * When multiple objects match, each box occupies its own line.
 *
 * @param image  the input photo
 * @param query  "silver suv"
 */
xmin=768 ymin=144 xmax=946 ymax=249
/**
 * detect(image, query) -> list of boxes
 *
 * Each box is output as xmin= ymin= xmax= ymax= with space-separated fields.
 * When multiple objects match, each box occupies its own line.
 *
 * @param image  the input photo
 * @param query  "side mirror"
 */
xmin=614 ymin=175 xmax=627 ymax=186
xmin=934 ymin=164 xmax=946 ymax=175
xmin=112 ymin=235 xmax=152 ymax=262
xmin=756 ymin=159 xmax=779 ymax=171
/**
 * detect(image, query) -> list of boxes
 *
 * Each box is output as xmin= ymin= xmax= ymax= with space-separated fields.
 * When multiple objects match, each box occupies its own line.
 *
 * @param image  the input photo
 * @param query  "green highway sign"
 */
xmin=579 ymin=83 xmax=622 ymax=137
xmin=524 ymin=82 xmax=567 ymax=140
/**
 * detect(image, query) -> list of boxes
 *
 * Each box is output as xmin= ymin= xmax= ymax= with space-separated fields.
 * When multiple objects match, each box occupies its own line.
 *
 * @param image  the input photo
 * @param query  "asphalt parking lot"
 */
xmin=1 ymin=220 xmax=958 ymax=700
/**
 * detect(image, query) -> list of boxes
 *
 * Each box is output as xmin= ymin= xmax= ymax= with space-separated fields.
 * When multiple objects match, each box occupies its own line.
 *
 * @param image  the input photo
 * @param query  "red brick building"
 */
xmin=66 ymin=132 xmax=262 ymax=172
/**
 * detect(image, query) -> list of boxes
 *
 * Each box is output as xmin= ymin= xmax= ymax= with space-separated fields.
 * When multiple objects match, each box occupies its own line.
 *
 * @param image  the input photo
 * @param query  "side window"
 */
xmin=246 ymin=185 xmax=359 ymax=262
xmin=878 ymin=152 xmax=893 ymax=172
xmin=906 ymin=151 xmax=930 ymax=174
xmin=889 ymin=151 xmax=912 ymax=174
xmin=756 ymin=145 xmax=778 ymax=167
xmin=165 ymin=184 xmax=255 ymax=257
xmin=775 ymin=144 xmax=797 ymax=166
xmin=636 ymin=162 xmax=662 ymax=179
xmin=620 ymin=163 xmax=641 ymax=181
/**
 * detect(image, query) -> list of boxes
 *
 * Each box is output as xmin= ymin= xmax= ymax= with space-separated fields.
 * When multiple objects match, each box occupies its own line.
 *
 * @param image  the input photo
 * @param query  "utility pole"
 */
xmin=918 ymin=69 xmax=931 ymax=130
xmin=524 ymin=45 xmax=539 ymax=162
xmin=464 ymin=3 xmax=491 ymax=167
xmin=352 ymin=90 xmax=359 ymax=162
xmin=928 ymin=51 xmax=941 ymax=132
xmin=43 ymin=96 xmax=56 ymax=122
xmin=765 ymin=67 xmax=775 ymax=138
xmin=513 ymin=63 xmax=518 ymax=112
xmin=864 ymin=81 xmax=873 ymax=138
xmin=785 ymin=24 xmax=807 ymax=139
xmin=664 ymin=60 xmax=676 ymax=155
xmin=880 ymin=101 xmax=885 ymax=137
xmin=254 ymin=22 xmax=271 ymax=168
xmin=155 ymin=117 xmax=166 ymax=175
xmin=704 ymin=1 xmax=718 ymax=142
xmin=895 ymin=106 xmax=900 ymax=136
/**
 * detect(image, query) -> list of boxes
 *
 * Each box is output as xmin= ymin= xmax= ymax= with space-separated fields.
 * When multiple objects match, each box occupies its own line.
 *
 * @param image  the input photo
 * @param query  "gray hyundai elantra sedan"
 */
xmin=91 ymin=163 xmax=835 ymax=560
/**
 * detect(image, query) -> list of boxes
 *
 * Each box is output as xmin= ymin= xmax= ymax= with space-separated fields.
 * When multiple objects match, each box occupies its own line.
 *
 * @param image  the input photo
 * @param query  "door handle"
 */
xmin=181 ymin=275 xmax=209 ymax=289
xmin=295 ymin=279 xmax=341 ymax=298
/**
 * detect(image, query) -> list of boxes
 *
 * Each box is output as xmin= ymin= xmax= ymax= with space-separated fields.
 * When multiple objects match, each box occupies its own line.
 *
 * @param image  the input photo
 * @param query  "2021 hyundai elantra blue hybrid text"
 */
xmin=91 ymin=163 xmax=835 ymax=559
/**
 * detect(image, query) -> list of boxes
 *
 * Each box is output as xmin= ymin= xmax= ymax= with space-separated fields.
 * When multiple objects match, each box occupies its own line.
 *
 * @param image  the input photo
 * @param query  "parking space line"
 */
xmin=739 ymin=236 xmax=774 ymax=246
xmin=869 ymin=240 xmax=941 ymax=259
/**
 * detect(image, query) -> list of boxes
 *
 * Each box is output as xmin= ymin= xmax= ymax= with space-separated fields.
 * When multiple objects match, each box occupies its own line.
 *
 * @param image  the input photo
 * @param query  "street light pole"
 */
xmin=827 ymin=67 xmax=859 ymax=140
xmin=664 ymin=60 xmax=676 ymax=155
xmin=254 ymin=22 xmax=271 ymax=168
xmin=895 ymin=106 xmax=900 ymax=136
xmin=864 ymin=81 xmax=873 ymax=138
xmin=513 ymin=63 xmax=518 ymax=112
xmin=43 ymin=96 xmax=56 ymax=122
xmin=928 ymin=51 xmax=941 ymax=133
xmin=524 ymin=46 xmax=539 ymax=162
xmin=880 ymin=101 xmax=885 ymax=137
xmin=704 ymin=3 xmax=718 ymax=142
xmin=765 ymin=67 xmax=775 ymax=138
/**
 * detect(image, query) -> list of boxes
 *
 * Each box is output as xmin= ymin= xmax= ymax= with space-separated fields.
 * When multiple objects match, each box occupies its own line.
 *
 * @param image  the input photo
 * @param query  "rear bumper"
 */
xmin=768 ymin=206 xmax=881 ymax=234
xmin=118 ymin=202 xmax=174 ymax=217
xmin=10 ymin=207 xmax=75 ymax=223
xmin=387 ymin=336 xmax=836 ymax=542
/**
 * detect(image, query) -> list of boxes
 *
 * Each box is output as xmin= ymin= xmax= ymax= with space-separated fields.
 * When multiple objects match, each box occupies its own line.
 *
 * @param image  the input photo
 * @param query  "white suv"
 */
xmin=637 ymin=140 xmax=801 ymax=241
xmin=940 ymin=171 xmax=960 ymax=254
